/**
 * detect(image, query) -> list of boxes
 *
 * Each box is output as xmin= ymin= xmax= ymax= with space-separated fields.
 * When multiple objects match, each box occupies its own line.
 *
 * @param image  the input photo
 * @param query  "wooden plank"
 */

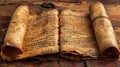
xmin=0 ymin=60 xmax=60 ymax=67
xmin=59 ymin=59 xmax=85 ymax=67
xmin=0 ymin=60 xmax=85 ymax=67
xmin=86 ymin=60 xmax=120 ymax=67
xmin=37 ymin=61 xmax=60 ymax=67
xmin=0 ymin=0 xmax=120 ymax=4
xmin=0 ymin=51 xmax=85 ymax=67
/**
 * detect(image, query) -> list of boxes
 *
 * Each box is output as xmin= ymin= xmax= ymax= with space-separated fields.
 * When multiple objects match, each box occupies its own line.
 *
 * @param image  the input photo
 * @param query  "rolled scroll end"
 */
xmin=89 ymin=2 xmax=120 ymax=59
xmin=1 ymin=44 xmax=23 ymax=61
xmin=89 ymin=2 xmax=109 ymax=20
xmin=1 ymin=5 xmax=29 ymax=61
xmin=103 ymin=47 xmax=120 ymax=58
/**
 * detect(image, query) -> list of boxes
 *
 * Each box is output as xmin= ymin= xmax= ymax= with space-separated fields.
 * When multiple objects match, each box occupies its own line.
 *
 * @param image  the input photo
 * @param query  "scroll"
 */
xmin=1 ymin=5 xmax=59 ymax=61
xmin=60 ymin=9 xmax=99 ymax=60
xmin=1 ymin=5 xmax=29 ymax=60
xmin=89 ymin=2 xmax=120 ymax=58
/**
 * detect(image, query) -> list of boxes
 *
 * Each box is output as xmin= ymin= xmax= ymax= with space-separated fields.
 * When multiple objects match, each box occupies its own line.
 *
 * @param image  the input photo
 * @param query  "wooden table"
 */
xmin=0 ymin=0 xmax=120 ymax=67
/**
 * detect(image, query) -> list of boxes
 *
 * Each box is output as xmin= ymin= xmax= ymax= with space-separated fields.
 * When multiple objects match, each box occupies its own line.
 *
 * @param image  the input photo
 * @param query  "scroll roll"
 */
xmin=1 ymin=5 xmax=29 ymax=60
xmin=89 ymin=2 xmax=120 ymax=58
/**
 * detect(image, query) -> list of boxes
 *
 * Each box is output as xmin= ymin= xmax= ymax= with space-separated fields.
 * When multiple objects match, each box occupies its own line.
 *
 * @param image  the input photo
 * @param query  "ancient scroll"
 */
xmin=89 ymin=2 xmax=120 ymax=58
xmin=1 ymin=5 xmax=29 ymax=61
xmin=60 ymin=9 xmax=99 ymax=60
xmin=1 ymin=5 xmax=59 ymax=61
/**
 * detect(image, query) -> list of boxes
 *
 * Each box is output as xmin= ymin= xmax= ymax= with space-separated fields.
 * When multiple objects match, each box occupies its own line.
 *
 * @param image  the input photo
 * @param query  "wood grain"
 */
xmin=0 ymin=60 xmax=60 ymax=67
xmin=59 ymin=59 xmax=85 ymax=67
xmin=0 ymin=0 xmax=120 ymax=4
xmin=86 ymin=60 xmax=120 ymax=67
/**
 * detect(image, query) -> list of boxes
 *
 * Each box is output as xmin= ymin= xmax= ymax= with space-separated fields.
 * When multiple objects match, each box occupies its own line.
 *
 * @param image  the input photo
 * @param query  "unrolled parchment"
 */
xmin=1 ymin=5 xmax=59 ymax=61
xmin=60 ymin=9 xmax=99 ymax=60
